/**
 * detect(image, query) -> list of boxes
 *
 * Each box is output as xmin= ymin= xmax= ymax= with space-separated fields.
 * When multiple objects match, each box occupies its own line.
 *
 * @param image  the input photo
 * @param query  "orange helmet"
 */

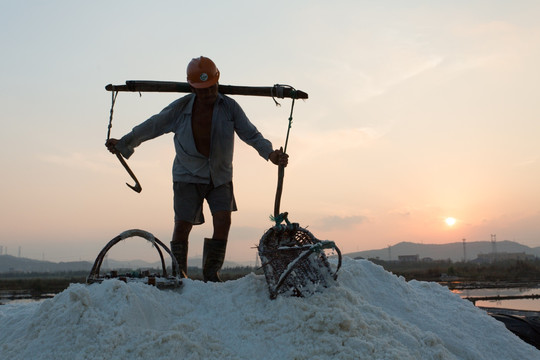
xmin=186 ymin=56 xmax=220 ymax=88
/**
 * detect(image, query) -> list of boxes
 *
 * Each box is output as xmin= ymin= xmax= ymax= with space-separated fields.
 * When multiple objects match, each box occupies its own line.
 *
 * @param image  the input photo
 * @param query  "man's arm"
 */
xmin=106 ymin=96 xmax=191 ymax=158
xmin=229 ymin=99 xmax=283 ymax=161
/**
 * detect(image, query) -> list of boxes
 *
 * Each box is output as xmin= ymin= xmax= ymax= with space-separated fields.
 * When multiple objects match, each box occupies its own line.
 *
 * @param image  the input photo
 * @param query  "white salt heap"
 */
xmin=1 ymin=258 xmax=538 ymax=359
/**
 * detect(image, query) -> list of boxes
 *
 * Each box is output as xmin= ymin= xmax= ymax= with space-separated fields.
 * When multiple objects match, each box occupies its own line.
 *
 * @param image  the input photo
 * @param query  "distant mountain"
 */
xmin=0 ymin=255 xmax=93 ymax=273
xmin=0 ymin=255 xmax=243 ymax=274
xmin=345 ymin=240 xmax=540 ymax=262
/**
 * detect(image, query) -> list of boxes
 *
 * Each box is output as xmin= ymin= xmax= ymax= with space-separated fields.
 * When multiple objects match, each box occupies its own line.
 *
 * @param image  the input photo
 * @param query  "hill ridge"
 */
xmin=346 ymin=240 xmax=540 ymax=262
xmin=0 ymin=254 xmax=243 ymax=273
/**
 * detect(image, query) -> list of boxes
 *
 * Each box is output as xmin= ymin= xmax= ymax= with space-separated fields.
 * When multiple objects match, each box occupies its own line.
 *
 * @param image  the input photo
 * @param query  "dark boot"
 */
xmin=170 ymin=241 xmax=188 ymax=278
xmin=203 ymin=238 xmax=227 ymax=282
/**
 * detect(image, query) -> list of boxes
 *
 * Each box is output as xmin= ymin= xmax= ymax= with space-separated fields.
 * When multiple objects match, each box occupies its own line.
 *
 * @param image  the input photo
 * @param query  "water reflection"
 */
xmin=0 ymin=292 xmax=54 ymax=306
xmin=451 ymin=286 xmax=540 ymax=311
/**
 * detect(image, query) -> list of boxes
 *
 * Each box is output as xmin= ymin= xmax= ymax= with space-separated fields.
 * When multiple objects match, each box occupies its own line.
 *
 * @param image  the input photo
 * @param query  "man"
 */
xmin=106 ymin=56 xmax=288 ymax=282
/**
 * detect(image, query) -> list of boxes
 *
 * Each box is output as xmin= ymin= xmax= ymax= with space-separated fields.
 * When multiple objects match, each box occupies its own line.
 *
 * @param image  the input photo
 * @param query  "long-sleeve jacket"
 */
xmin=115 ymin=93 xmax=274 ymax=187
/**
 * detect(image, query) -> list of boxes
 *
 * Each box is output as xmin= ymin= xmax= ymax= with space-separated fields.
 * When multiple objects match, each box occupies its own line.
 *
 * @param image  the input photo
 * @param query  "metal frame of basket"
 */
xmin=86 ymin=229 xmax=182 ymax=289
xmin=258 ymin=222 xmax=342 ymax=299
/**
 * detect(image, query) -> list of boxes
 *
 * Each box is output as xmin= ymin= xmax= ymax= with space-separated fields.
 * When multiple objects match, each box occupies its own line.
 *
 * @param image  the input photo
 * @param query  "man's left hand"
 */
xmin=269 ymin=147 xmax=288 ymax=167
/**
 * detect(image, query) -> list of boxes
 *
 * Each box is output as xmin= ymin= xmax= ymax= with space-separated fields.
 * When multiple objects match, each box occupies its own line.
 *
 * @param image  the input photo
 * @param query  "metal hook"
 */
xmin=116 ymin=153 xmax=142 ymax=193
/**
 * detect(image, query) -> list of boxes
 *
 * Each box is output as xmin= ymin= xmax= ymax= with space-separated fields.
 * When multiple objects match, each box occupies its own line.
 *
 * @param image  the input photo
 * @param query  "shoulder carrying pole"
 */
xmin=105 ymin=81 xmax=308 ymax=100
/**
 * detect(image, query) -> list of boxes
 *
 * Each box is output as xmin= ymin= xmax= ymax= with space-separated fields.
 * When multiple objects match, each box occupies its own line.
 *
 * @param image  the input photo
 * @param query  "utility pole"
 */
xmin=388 ymin=244 xmax=392 ymax=261
xmin=490 ymin=234 xmax=497 ymax=262
xmin=462 ymin=238 xmax=467 ymax=262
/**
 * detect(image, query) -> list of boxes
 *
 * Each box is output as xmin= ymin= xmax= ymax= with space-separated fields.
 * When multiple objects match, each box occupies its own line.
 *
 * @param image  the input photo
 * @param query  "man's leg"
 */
xmin=212 ymin=211 xmax=231 ymax=240
xmin=171 ymin=220 xmax=192 ymax=278
xmin=171 ymin=181 xmax=206 ymax=279
xmin=203 ymin=211 xmax=231 ymax=282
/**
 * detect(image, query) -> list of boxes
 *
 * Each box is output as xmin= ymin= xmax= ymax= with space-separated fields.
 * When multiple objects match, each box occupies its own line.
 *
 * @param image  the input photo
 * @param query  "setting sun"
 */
xmin=445 ymin=217 xmax=457 ymax=226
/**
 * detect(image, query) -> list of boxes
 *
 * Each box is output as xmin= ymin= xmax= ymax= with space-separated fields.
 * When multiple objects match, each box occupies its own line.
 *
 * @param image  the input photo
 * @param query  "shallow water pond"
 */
xmin=452 ymin=286 xmax=540 ymax=311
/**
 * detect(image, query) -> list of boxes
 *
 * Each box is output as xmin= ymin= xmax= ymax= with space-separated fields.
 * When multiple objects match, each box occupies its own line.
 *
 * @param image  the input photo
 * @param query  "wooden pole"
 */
xmin=105 ymin=80 xmax=308 ymax=100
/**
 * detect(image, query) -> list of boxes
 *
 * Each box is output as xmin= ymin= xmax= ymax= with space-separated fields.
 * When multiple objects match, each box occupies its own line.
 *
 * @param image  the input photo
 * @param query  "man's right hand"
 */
xmin=105 ymin=138 xmax=119 ymax=154
xmin=269 ymin=147 xmax=288 ymax=167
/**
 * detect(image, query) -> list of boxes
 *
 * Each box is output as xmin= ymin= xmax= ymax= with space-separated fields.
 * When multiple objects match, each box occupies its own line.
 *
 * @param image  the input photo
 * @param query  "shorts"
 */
xmin=173 ymin=181 xmax=237 ymax=225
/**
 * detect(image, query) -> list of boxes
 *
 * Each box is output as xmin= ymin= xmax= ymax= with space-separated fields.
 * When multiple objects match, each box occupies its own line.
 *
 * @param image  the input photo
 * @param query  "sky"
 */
xmin=1 ymin=1 xmax=540 ymax=264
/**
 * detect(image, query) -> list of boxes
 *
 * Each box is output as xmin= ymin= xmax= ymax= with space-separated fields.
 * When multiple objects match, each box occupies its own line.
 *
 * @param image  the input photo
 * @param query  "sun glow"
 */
xmin=445 ymin=217 xmax=456 ymax=226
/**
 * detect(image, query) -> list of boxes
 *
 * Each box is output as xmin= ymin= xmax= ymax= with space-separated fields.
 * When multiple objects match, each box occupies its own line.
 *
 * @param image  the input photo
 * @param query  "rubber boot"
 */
xmin=203 ymin=238 xmax=227 ymax=282
xmin=170 ymin=241 xmax=188 ymax=278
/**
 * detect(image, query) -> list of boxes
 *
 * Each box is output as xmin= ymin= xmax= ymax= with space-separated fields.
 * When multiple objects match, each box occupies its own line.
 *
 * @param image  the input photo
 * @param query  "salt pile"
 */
xmin=1 ymin=258 xmax=538 ymax=359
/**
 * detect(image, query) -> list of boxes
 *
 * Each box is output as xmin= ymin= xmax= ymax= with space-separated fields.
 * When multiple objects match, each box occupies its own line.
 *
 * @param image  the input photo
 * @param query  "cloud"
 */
xmin=452 ymin=20 xmax=518 ymax=38
xmin=388 ymin=208 xmax=412 ymax=218
xmin=311 ymin=52 xmax=444 ymax=104
xmin=515 ymin=157 xmax=538 ymax=167
xmin=363 ymin=55 xmax=444 ymax=100
xmin=293 ymin=126 xmax=390 ymax=160
xmin=317 ymin=215 xmax=368 ymax=230
xmin=38 ymin=152 xmax=113 ymax=173
xmin=37 ymin=147 xmax=170 ymax=174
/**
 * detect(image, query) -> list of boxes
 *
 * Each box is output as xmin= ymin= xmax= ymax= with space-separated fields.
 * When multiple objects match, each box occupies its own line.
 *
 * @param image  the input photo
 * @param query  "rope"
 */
xmin=106 ymin=91 xmax=118 ymax=141
xmin=270 ymin=212 xmax=292 ymax=228
xmin=283 ymin=94 xmax=295 ymax=154
xmin=309 ymin=240 xmax=337 ymax=254
xmin=270 ymin=84 xmax=297 ymax=154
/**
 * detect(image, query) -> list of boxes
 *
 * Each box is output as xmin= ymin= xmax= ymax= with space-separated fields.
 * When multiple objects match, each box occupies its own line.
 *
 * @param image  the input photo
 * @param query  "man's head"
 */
xmin=187 ymin=56 xmax=220 ymax=89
